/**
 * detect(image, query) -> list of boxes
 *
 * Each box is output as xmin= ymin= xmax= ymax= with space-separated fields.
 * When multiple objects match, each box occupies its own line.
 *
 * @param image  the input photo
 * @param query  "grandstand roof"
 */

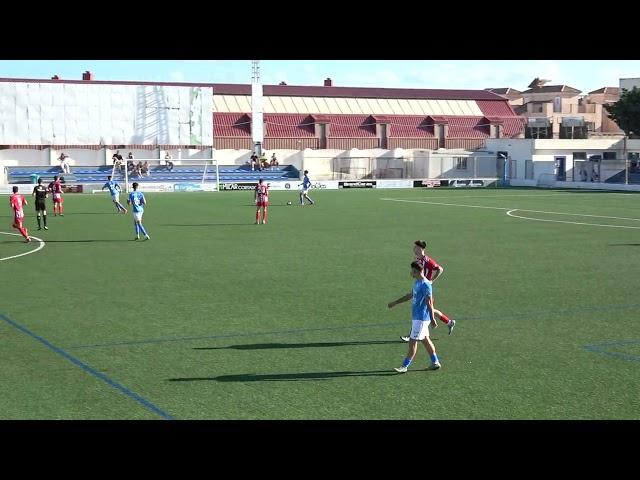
xmin=0 ymin=77 xmax=505 ymax=101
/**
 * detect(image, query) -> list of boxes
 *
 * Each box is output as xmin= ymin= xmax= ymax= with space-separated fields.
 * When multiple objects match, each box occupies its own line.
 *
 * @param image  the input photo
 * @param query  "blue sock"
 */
xmin=431 ymin=354 xmax=439 ymax=364
xmin=139 ymin=224 xmax=148 ymax=236
xmin=134 ymin=224 xmax=140 ymax=235
xmin=402 ymin=358 xmax=412 ymax=368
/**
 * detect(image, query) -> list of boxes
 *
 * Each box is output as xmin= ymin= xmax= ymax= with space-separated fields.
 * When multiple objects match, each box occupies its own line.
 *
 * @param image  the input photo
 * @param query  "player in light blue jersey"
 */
xmin=102 ymin=176 xmax=127 ymax=214
xmin=388 ymin=261 xmax=441 ymax=373
xmin=127 ymin=182 xmax=150 ymax=240
xmin=298 ymin=170 xmax=315 ymax=206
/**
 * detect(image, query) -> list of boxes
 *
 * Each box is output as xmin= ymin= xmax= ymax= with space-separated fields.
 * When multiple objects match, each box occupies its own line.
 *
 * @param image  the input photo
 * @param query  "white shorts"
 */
xmin=301 ymin=188 xmax=309 ymax=195
xmin=133 ymin=212 xmax=143 ymax=222
xmin=111 ymin=194 xmax=120 ymax=203
xmin=409 ymin=319 xmax=431 ymax=341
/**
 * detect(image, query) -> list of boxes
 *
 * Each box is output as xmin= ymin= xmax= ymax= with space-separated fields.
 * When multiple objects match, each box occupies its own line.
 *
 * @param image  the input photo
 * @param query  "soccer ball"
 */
xmin=287 ymin=201 xmax=292 ymax=205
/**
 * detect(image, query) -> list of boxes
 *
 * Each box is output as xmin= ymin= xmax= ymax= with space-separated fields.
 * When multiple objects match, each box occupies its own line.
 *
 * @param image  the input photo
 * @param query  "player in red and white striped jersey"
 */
xmin=254 ymin=179 xmax=269 ymax=225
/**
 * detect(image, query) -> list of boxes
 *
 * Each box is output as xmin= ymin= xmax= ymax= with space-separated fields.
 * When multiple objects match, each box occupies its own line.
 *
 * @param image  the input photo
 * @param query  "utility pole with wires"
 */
xmin=251 ymin=60 xmax=264 ymax=156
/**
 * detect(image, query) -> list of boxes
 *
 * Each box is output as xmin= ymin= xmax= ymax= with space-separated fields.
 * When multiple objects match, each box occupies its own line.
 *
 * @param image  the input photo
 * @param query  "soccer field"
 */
xmin=1 ymin=187 xmax=639 ymax=419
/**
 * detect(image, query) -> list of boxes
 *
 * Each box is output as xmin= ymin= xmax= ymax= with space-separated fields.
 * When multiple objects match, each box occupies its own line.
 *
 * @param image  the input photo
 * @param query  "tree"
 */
xmin=605 ymin=86 xmax=640 ymax=137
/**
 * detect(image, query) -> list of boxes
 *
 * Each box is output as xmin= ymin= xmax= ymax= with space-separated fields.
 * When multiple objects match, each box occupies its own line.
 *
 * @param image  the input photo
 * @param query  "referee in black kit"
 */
xmin=32 ymin=177 xmax=49 ymax=230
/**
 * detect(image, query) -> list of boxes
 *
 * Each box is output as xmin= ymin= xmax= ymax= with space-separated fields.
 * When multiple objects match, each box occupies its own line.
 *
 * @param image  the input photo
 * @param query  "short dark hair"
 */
xmin=414 ymin=240 xmax=426 ymax=249
xmin=53 ymin=176 xmax=59 ymax=180
xmin=258 ymin=178 xmax=264 ymax=183
xmin=12 ymin=186 xmax=18 ymax=193
xmin=304 ymin=170 xmax=309 ymax=174
xmin=107 ymin=176 xmax=112 ymax=180
xmin=132 ymin=182 xmax=139 ymax=189
xmin=37 ymin=178 xmax=42 ymax=184
xmin=411 ymin=261 xmax=422 ymax=271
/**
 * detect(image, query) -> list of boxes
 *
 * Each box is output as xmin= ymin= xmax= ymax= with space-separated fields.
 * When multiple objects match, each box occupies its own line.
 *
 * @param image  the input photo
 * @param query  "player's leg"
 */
xmin=14 ymin=219 xmax=30 ymax=241
xmin=421 ymin=335 xmax=441 ymax=369
xmin=262 ymin=206 xmax=267 ymax=224
xmin=42 ymin=207 xmax=48 ymax=229
xmin=433 ymin=308 xmax=456 ymax=334
xmin=36 ymin=209 xmax=42 ymax=230
xmin=255 ymin=205 xmax=261 ymax=224
xmin=394 ymin=320 xmax=421 ymax=373
xmin=304 ymin=192 xmax=315 ymax=205
xmin=137 ymin=216 xmax=149 ymax=239
xmin=299 ymin=191 xmax=304 ymax=205
xmin=58 ymin=197 xmax=64 ymax=215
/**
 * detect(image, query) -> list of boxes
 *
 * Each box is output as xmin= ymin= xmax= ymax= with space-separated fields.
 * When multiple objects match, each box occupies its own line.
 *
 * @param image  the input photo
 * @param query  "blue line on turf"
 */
xmin=64 ymin=303 xmax=640 ymax=350
xmin=0 ymin=313 xmax=174 ymax=420
xmin=583 ymin=340 xmax=640 ymax=363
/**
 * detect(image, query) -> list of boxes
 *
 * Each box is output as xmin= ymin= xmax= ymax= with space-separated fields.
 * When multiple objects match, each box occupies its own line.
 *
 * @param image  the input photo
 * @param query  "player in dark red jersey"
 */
xmin=47 ymin=175 xmax=64 ymax=216
xmin=9 ymin=186 xmax=31 ymax=242
xmin=401 ymin=240 xmax=455 ymax=341
xmin=254 ymin=178 xmax=269 ymax=225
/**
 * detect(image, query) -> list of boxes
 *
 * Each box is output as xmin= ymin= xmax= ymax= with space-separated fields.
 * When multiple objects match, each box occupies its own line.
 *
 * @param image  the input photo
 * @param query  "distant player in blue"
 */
xmin=127 ymin=182 xmax=150 ymax=241
xmin=298 ymin=169 xmax=315 ymax=206
xmin=102 ymin=176 xmax=127 ymax=214
xmin=388 ymin=261 xmax=441 ymax=373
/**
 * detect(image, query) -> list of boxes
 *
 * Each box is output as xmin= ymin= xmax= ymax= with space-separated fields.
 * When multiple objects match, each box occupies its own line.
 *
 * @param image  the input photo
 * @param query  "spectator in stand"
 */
xmin=59 ymin=153 xmax=72 ymax=174
xmin=270 ymin=153 xmax=279 ymax=169
xmin=142 ymin=161 xmax=150 ymax=177
xmin=135 ymin=161 xmax=144 ymax=178
xmin=259 ymin=151 xmax=268 ymax=170
xmin=165 ymin=152 xmax=174 ymax=171
xmin=250 ymin=151 xmax=258 ymax=171
xmin=112 ymin=151 xmax=124 ymax=172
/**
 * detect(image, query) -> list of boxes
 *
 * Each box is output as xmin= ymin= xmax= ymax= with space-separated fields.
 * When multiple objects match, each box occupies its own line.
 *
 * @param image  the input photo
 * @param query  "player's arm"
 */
xmin=32 ymin=187 xmax=37 ymax=197
xmin=431 ymin=265 xmax=444 ymax=282
xmin=126 ymin=196 xmax=131 ymax=205
xmin=427 ymin=295 xmax=436 ymax=328
xmin=388 ymin=292 xmax=412 ymax=309
xmin=22 ymin=197 xmax=28 ymax=206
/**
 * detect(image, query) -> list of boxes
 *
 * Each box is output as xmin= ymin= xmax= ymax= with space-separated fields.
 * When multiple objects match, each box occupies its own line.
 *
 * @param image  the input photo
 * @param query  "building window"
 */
xmin=603 ymin=151 xmax=617 ymax=160
xmin=525 ymin=126 xmax=552 ymax=139
xmin=560 ymin=126 xmax=588 ymax=139
xmin=573 ymin=152 xmax=587 ymax=160
xmin=455 ymin=157 xmax=468 ymax=170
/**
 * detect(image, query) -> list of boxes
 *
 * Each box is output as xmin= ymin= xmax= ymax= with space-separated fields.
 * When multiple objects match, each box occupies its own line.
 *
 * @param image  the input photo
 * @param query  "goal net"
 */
xmin=537 ymin=173 xmax=556 ymax=188
xmin=109 ymin=158 xmax=219 ymax=192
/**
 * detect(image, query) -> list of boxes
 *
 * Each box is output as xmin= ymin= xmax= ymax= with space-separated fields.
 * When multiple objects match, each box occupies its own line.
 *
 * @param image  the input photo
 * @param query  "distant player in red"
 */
xmin=254 ymin=178 xmax=269 ymax=225
xmin=48 ymin=175 xmax=64 ymax=216
xmin=401 ymin=240 xmax=456 ymax=341
xmin=9 ymin=186 xmax=31 ymax=242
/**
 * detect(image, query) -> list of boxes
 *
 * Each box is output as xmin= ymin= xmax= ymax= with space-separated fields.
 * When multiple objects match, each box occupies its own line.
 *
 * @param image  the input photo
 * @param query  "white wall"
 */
xmin=0 ymin=82 xmax=213 ymax=146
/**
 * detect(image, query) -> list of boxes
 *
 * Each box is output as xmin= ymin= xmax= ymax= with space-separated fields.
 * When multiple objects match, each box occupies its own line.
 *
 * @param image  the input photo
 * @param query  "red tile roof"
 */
xmin=476 ymin=100 xmax=517 ymax=117
xmin=265 ymin=115 xmax=315 ymax=137
xmin=213 ymin=113 xmax=251 ymax=137
xmin=521 ymin=85 xmax=581 ymax=94
xmin=326 ymin=115 xmax=376 ymax=137
xmin=213 ymin=83 xmax=504 ymax=101
xmin=386 ymin=116 xmax=435 ymax=138
xmin=446 ymin=117 xmax=490 ymax=138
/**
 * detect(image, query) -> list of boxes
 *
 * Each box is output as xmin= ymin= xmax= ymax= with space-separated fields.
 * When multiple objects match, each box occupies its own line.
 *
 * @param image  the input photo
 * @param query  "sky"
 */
xmin=0 ymin=60 xmax=638 ymax=93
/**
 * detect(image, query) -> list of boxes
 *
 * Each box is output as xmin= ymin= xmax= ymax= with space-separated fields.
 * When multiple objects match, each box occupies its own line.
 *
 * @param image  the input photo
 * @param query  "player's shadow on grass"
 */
xmin=608 ymin=243 xmax=640 ymax=246
xmin=160 ymin=223 xmax=257 ymax=227
xmin=169 ymin=369 xmax=401 ymax=382
xmin=42 ymin=239 xmax=133 ymax=243
xmin=193 ymin=340 xmax=400 ymax=350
